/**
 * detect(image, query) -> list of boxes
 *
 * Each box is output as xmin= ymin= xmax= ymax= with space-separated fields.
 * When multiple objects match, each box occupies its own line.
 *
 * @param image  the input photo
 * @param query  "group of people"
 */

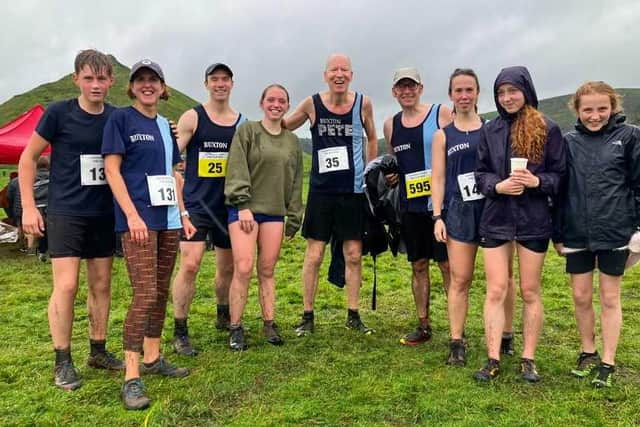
xmin=16 ymin=48 xmax=639 ymax=410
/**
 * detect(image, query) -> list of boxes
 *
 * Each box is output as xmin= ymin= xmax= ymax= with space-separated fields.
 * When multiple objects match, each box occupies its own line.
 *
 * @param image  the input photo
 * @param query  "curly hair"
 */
xmin=510 ymin=105 xmax=547 ymax=164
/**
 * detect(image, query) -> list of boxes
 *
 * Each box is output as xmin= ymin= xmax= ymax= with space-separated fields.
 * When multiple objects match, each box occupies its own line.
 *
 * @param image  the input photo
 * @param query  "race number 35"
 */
xmin=318 ymin=146 xmax=349 ymax=174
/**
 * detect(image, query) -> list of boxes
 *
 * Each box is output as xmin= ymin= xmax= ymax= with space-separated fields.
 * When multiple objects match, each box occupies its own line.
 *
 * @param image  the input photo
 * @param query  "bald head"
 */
xmin=325 ymin=53 xmax=352 ymax=71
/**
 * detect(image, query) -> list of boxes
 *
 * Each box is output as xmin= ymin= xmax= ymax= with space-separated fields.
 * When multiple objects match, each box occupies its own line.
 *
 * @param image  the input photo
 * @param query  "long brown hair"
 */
xmin=510 ymin=105 xmax=547 ymax=164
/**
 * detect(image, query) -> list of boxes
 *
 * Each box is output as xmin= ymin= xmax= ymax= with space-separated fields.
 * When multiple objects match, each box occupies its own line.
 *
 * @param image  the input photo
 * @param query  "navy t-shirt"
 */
xmin=102 ymin=107 xmax=181 ymax=232
xmin=35 ymin=99 xmax=115 ymax=216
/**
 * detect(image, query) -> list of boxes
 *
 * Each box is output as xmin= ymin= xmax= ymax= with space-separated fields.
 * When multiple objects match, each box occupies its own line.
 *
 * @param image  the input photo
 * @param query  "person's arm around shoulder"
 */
xmin=283 ymin=96 xmax=313 ymax=131
xmin=362 ymin=95 xmax=378 ymax=162
xmin=176 ymin=108 xmax=198 ymax=152
xmin=285 ymin=137 xmax=304 ymax=239
xmin=431 ymin=129 xmax=447 ymax=242
xmin=438 ymin=104 xmax=454 ymax=128
xmin=382 ymin=116 xmax=398 ymax=187
xmin=18 ymin=132 xmax=49 ymax=236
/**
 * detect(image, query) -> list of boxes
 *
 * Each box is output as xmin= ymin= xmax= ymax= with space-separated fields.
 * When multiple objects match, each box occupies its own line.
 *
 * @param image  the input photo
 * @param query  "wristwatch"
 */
xmin=180 ymin=210 xmax=190 ymax=218
xmin=432 ymin=214 xmax=442 ymax=222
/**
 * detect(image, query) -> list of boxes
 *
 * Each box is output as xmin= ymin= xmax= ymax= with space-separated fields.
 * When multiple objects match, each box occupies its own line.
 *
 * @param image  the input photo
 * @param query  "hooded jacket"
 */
xmin=558 ymin=114 xmax=640 ymax=250
xmin=475 ymin=66 xmax=566 ymax=241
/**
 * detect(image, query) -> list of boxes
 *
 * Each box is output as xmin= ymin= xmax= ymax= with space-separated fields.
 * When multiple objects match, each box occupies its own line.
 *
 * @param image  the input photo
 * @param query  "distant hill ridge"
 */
xmin=1 ymin=58 xmax=638 ymax=156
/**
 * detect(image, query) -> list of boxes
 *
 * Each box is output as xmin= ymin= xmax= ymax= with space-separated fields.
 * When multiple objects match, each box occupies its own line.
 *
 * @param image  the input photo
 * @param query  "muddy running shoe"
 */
xmin=294 ymin=316 xmax=315 ymax=337
xmin=87 ymin=351 xmax=124 ymax=370
xmin=229 ymin=324 xmax=248 ymax=351
xmin=591 ymin=363 xmax=614 ymax=388
xmin=520 ymin=358 xmax=541 ymax=383
xmin=400 ymin=325 xmax=432 ymax=345
xmin=474 ymin=358 xmax=500 ymax=382
xmin=345 ymin=315 xmax=375 ymax=335
xmin=216 ymin=308 xmax=231 ymax=331
xmin=121 ymin=378 xmax=150 ymax=410
xmin=54 ymin=361 xmax=82 ymax=391
xmin=500 ymin=334 xmax=515 ymax=356
xmin=571 ymin=351 xmax=600 ymax=378
xmin=263 ymin=323 xmax=284 ymax=346
xmin=446 ymin=339 xmax=466 ymax=366
xmin=172 ymin=335 xmax=199 ymax=356
xmin=140 ymin=356 xmax=189 ymax=378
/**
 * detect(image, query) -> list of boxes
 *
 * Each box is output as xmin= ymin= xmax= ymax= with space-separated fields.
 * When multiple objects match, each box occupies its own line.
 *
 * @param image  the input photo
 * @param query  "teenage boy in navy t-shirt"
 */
xmin=19 ymin=49 xmax=123 ymax=391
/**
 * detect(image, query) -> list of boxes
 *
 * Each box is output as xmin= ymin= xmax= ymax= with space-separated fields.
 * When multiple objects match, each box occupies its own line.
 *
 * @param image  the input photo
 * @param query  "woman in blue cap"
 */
xmin=473 ymin=66 xmax=566 ymax=382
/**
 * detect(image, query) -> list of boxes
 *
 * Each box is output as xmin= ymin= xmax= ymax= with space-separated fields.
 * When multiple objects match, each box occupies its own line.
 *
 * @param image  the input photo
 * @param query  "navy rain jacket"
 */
xmin=475 ymin=66 xmax=566 ymax=241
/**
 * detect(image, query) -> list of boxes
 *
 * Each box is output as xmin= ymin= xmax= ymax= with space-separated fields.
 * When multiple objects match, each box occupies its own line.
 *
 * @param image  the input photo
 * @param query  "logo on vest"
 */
xmin=129 ymin=133 xmax=155 ymax=143
xmin=318 ymin=118 xmax=353 ymax=137
xmin=393 ymin=143 xmax=411 ymax=153
xmin=447 ymin=142 xmax=470 ymax=156
xmin=203 ymin=141 xmax=228 ymax=149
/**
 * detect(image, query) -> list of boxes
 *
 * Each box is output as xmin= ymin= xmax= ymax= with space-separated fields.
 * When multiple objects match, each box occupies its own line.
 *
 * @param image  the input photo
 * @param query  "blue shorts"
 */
xmin=444 ymin=196 xmax=484 ymax=244
xmin=227 ymin=207 xmax=284 ymax=224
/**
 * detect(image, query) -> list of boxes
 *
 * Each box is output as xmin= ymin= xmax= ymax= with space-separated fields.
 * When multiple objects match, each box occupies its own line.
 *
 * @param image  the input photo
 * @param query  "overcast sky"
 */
xmin=2 ymin=0 xmax=638 ymax=136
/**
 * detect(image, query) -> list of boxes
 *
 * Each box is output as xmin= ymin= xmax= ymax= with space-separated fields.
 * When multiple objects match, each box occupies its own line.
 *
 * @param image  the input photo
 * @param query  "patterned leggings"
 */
xmin=121 ymin=230 xmax=180 ymax=352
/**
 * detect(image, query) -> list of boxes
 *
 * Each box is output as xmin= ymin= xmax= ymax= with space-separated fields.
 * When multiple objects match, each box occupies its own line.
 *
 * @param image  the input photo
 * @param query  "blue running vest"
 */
xmin=443 ymin=122 xmax=484 ymax=203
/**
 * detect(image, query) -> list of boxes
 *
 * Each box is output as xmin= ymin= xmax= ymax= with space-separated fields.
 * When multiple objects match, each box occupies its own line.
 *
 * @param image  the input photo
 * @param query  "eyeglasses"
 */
xmin=394 ymin=81 xmax=420 ymax=91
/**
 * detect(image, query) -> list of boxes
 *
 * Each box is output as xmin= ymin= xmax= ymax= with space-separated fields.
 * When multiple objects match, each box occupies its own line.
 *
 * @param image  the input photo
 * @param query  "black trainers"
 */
xmin=121 ymin=378 xmax=150 ymax=410
xmin=229 ymin=324 xmax=248 ymax=351
xmin=216 ymin=309 xmax=231 ymax=331
xmin=54 ymin=361 xmax=82 ymax=391
xmin=591 ymin=363 xmax=614 ymax=388
xmin=294 ymin=316 xmax=315 ymax=337
xmin=263 ymin=323 xmax=284 ymax=346
xmin=87 ymin=351 xmax=124 ymax=370
xmin=500 ymin=334 xmax=515 ymax=356
xmin=446 ymin=339 xmax=466 ymax=366
xmin=345 ymin=315 xmax=375 ymax=335
xmin=520 ymin=358 xmax=541 ymax=383
xmin=140 ymin=356 xmax=189 ymax=378
xmin=400 ymin=325 xmax=432 ymax=345
xmin=474 ymin=359 xmax=500 ymax=382
xmin=571 ymin=351 xmax=600 ymax=378
xmin=172 ymin=335 xmax=199 ymax=356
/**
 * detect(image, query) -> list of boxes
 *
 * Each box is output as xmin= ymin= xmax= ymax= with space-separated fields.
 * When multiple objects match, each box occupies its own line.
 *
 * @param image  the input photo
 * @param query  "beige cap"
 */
xmin=392 ymin=67 xmax=422 ymax=85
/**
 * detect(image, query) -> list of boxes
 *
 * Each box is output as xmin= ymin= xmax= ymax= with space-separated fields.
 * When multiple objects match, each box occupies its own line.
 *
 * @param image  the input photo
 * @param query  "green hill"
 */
xmin=0 ymin=55 xmax=198 ymax=126
xmin=481 ymin=88 xmax=640 ymax=132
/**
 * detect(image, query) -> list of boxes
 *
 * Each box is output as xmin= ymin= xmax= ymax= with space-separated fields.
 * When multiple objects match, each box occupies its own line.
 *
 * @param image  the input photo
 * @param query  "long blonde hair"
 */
xmin=510 ymin=105 xmax=547 ymax=164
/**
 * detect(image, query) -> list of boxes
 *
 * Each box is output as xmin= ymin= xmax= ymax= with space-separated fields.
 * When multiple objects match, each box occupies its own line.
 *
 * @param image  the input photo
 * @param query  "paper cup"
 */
xmin=510 ymin=157 xmax=528 ymax=172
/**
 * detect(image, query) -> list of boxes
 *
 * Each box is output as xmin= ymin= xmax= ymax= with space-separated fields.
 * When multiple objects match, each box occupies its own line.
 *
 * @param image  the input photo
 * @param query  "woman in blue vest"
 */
xmin=431 ymin=68 xmax=517 ymax=367
xmin=474 ymin=66 xmax=566 ymax=383
xmin=103 ymin=59 xmax=195 ymax=410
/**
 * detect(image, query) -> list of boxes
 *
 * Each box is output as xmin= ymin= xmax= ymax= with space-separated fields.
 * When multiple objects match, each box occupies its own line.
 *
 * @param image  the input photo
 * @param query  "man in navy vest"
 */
xmin=285 ymin=53 xmax=378 ymax=335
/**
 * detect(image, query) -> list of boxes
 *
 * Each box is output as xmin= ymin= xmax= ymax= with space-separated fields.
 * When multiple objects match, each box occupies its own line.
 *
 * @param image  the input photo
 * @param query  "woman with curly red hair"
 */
xmin=474 ymin=66 xmax=566 ymax=382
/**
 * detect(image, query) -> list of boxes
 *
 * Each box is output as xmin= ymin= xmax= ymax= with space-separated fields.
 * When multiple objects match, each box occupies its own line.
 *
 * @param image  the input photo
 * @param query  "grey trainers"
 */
xmin=172 ymin=335 xmax=199 ymax=356
xmin=294 ymin=316 xmax=315 ymax=337
xmin=446 ymin=339 xmax=466 ymax=366
xmin=263 ymin=323 xmax=284 ymax=346
xmin=121 ymin=378 xmax=150 ymax=410
xmin=87 ymin=351 xmax=124 ymax=370
xmin=520 ymin=358 xmax=541 ymax=383
xmin=500 ymin=334 xmax=515 ymax=356
xmin=54 ymin=361 xmax=82 ymax=391
xmin=140 ymin=356 xmax=189 ymax=378
xmin=345 ymin=315 xmax=374 ymax=335
xmin=229 ymin=324 xmax=248 ymax=351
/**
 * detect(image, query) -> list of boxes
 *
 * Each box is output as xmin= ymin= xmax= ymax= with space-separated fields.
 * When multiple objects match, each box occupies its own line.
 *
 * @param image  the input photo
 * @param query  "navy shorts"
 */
xmin=302 ymin=192 xmax=364 ymax=242
xmin=400 ymin=211 xmax=448 ymax=263
xmin=480 ymin=237 xmax=549 ymax=254
xmin=444 ymin=197 xmax=484 ymax=244
xmin=181 ymin=210 xmax=230 ymax=248
xmin=566 ymin=249 xmax=629 ymax=277
xmin=47 ymin=214 xmax=115 ymax=259
xmin=227 ymin=207 xmax=284 ymax=224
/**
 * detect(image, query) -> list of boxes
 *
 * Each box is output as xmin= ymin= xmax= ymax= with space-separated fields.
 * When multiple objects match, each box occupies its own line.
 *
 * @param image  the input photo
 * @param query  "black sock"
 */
xmin=174 ymin=317 xmax=188 ymax=337
xmin=89 ymin=339 xmax=106 ymax=356
xmin=55 ymin=348 xmax=72 ymax=366
xmin=302 ymin=310 xmax=314 ymax=320
xmin=217 ymin=304 xmax=230 ymax=315
xmin=347 ymin=309 xmax=359 ymax=319
xmin=601 ymin=363 xmax=615 ymax=371
xmin=143 ymin=357 xmax=160 ymax=368
xmin=581 ymin=350 xmax=598 ymax=356
xmin=502 ymin=332 xmax=514 ymax=340
xmin=263 ymin=319 xmax=274 ymax=327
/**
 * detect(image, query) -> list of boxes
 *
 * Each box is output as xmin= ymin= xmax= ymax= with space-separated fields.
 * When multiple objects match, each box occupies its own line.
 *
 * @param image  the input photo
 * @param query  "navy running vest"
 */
xmin=183 ymin=105 xmax=244 ymax=214
xmin=309 ymin=93 xmax=365 ymax=193
xmin=443 ymin=122 xmax=484 ymax=203
xmin=390 ymin=104 xmax=441 ymax=213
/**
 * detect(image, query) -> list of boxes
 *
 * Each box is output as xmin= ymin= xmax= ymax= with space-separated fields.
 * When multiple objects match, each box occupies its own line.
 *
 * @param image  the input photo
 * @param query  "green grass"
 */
xmin=1 ymin=157 xmax=640 ymax=426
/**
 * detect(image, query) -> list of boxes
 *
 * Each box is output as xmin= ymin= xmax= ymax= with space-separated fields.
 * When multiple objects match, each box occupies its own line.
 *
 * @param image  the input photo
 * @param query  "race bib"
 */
xmin=318 ymin=146 xmax=349 ymax=174
xmin=405 ymin=170 xmax=431 ymax=199
xmin=147 ymin=175 xmax=177 ymax=206
xmin=457 ymin=172 xmax=484 ymax=202
xmin=198 ymin=151 xmax=227 ymax=178
xmin=80 ymin=154 xmax=106 ymax=186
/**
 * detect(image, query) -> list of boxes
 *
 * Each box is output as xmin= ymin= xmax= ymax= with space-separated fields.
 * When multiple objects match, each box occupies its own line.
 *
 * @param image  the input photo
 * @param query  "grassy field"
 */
xmin=1 ymin=163 xmax=639 ymax=427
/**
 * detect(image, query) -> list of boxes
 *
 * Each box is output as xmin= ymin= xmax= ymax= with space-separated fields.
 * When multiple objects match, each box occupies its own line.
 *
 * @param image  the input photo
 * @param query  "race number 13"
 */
xmin=198 ymin=152 xmax=227 ymax=178
xmin=318 ymin=146 xmax=349 ymax=174
xmin=405 ymin=170 xmax=431 ymax=199
xmin=147 ymin=175 xmax=177 ymax=206
xmin=80 ymin=154 xmax=106 ymax=186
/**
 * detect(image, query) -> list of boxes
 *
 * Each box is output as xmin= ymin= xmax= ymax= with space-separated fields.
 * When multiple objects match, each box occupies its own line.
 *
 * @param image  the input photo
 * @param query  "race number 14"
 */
xmin=457 ymin=172 xmax=484 ymax=202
